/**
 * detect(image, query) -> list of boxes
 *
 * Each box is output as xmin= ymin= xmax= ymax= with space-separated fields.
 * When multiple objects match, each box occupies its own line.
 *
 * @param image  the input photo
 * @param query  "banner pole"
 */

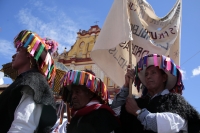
xmin=129 ymin=40 xmax=133 ymax=98
xmin=59 ymin=101 xmax=64 ymax=125
xmin=67 ymin=102 xmax=71 ymax=124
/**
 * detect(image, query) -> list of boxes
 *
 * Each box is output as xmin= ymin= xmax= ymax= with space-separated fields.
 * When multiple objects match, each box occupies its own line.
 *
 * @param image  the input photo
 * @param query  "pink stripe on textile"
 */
xmin=30 ymin=40 xmax=40 ymax=56
xmin=153 ymin=54 xmax=158 ymax=66
xmin=166 ymin=58 xmax=171 ymax=71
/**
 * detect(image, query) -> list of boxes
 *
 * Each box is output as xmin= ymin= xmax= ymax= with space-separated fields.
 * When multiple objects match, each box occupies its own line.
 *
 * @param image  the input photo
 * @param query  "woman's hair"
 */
xmin=83 ymin=69 xmax=95 ymax=76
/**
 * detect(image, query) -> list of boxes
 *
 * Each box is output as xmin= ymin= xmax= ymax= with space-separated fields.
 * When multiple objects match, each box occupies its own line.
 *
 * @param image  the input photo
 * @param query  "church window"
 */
xmin=79 ymin=42 xmax=85 ymax=49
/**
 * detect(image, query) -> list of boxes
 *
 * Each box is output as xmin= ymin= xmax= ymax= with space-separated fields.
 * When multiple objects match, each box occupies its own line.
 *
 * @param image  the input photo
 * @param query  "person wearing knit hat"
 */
xmin=111 ymin=54 xmax=200 ymax=133
xmin=0 ymin=30 xmax=58 ymax=133
xmin=61 ymin=69 xmax=121 ymax=133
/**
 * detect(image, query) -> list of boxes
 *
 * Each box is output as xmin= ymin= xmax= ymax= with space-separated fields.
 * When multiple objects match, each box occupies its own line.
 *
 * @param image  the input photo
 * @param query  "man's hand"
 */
xmin=124 ymin=66 xmax=135 ymax=88
xmin=125 ymin=97 xmax=140 ymax=116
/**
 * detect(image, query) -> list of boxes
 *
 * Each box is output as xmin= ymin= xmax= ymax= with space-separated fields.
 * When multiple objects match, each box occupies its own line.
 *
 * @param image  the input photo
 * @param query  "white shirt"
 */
xmin=51 ymin=118 xmax=68 ymax=133
xmin=111 ymin=88 xmax=188 ymax=133
xmin=8 ymin=90 xmax=42 ymax=133
xmin=154 ymin=89 xmax=187 ymax=133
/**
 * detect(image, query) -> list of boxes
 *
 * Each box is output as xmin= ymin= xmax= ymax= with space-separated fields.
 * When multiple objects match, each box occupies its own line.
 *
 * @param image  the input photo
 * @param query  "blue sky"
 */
xmin=0 ymin=0 xmax=200 ymax=111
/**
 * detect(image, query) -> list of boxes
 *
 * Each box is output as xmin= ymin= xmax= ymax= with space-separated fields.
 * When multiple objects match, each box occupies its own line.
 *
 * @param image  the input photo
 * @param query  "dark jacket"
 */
xmin=0 ymin=71 xmax=57 ymax=133
xmin=120 ymin=93 xmax=200 ymax=133
xmin=68 ymin=108 xmax=121 ymax=133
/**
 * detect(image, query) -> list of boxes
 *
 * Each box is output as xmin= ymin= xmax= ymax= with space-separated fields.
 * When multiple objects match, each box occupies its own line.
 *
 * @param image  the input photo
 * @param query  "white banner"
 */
xmin=91 ymin=0 xmax=182 ymax=95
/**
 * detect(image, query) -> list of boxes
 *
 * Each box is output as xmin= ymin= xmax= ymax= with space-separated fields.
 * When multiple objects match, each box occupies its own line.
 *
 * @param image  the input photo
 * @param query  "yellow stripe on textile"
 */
xmin=89 ymin=74 xmax=92 ymax=80
xmin=42 ymin=64 xmax=48 ymax=74
xmin=21 ymin=31 xmax=31 ymax=43
xmin=80 ymin=72 xmax=85 ymax=85
xmin=27 ymin=37 xmax=38 ymax=53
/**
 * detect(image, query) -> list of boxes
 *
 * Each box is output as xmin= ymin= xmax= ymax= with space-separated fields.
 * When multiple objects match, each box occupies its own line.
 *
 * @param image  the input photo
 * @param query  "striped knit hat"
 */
xmin=61 ymin=70 xmax=108 ymax=104
xmin=134 ymin=54 xmax=184 ymax=95
xmin=14 ymin=30 xmax=58 ymax=85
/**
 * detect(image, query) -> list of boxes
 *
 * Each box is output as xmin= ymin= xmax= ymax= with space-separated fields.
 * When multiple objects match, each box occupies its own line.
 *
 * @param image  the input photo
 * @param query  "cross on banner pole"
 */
xmin=94 ymin=21 xmax=99 ymax=25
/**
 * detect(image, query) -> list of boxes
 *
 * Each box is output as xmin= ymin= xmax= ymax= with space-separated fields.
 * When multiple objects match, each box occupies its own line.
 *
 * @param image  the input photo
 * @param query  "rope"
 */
xmin=181 ymin=50 xmax=200 ymax=66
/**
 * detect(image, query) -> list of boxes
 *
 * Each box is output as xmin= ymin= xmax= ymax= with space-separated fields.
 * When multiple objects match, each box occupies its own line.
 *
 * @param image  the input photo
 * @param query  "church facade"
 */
xmin=53 ymin=25 xmax=120 ymax=99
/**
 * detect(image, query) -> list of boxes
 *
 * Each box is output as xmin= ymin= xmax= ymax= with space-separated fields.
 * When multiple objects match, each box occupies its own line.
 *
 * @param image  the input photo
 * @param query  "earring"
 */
xmin=30 ymin=59 xmax=32 ymax=68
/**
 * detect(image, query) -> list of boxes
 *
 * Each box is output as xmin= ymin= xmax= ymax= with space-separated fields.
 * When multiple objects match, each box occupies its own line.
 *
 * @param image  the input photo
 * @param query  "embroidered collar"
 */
xmin=150 ymin=89 xmax=169 ymax=99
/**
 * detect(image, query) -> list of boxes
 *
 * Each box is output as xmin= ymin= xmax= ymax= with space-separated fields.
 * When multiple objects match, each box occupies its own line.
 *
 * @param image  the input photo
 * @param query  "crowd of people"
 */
xmin=0 ymin=30 xmax=200 ymax=133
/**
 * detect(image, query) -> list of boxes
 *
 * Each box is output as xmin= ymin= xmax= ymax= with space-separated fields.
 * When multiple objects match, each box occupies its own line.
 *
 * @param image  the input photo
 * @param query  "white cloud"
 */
xmin=17 ymin=3 xmax=78 ymax=54
xmin=180 ymin=69 xmax=186 ymax=80
xmin=32 ymin=0 xmax=57 ymax=12
xmin=0 ymin=39 xmax=15 ymax=58
xmin=0 ymin=72 xmax=4 ymax=85
xmin=0 ymin=79 xmax=3 ymax=85
xmin=192 ymin=66 xmax=200 ymax=76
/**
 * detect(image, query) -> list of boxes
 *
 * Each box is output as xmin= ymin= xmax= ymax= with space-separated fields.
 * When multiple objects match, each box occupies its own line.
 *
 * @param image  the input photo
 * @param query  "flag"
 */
xmin=91 ymin=0 xmax=182 ymax=95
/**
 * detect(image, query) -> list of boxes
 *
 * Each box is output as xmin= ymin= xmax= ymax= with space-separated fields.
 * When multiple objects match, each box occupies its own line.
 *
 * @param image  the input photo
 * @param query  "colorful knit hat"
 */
xmin=13 ymin=30 xmax=58 ymax=85
xmin=61 ymin=70 xmax=108 ymax=104
xmin=134 ymin=54 xmax=184 ymax=95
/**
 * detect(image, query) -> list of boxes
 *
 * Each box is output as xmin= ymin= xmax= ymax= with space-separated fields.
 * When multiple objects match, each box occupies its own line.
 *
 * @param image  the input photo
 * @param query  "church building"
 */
xmin=53 ymin=25 xmax=120 ymax=99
